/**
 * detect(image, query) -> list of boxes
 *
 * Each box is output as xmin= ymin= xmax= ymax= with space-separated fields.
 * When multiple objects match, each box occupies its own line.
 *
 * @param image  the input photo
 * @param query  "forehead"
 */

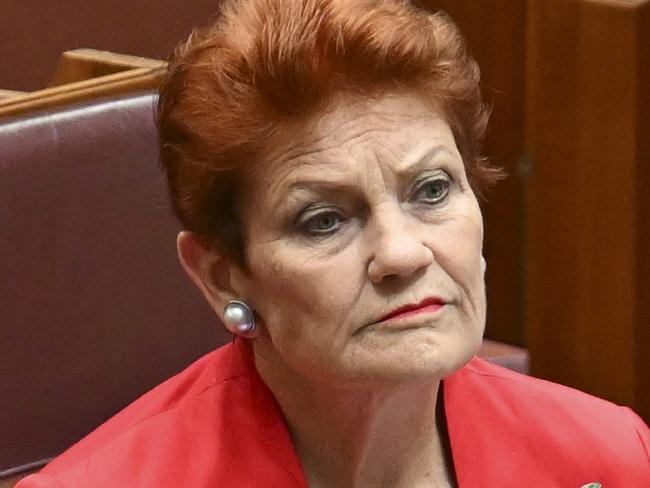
xmin=250 ymin=92 xmax=461 ymax=190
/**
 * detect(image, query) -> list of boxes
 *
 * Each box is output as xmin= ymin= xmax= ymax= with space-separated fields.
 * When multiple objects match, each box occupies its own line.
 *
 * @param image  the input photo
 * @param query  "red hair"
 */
xmin=157 ymin=0 xmax=500 ymax=265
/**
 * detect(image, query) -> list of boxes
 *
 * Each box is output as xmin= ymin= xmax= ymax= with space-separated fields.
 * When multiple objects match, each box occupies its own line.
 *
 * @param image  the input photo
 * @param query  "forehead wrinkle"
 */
xmin=268 ymin=132 xmax=454 ymax=205
xmin=285 ymin=131 xmax=390 ymax=185
xmin=264 ymin=131 xmax=458 ymax=203
xmin=256 ymin=94 xmax=462 ymax=209
xmin=264 ymin=93 xmax=437 ymax=170
xmin=373 ymin=137 xmax=460 ymax=174
xmin=276 ymin=115 xmax=396 ymax=168
xmin=265 ymin=130 xmax=387 ymax=194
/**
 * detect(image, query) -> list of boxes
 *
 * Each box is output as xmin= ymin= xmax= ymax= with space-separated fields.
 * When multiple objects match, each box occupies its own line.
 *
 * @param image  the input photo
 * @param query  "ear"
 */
xmin=176 ymin=231 xmax=240 ymax=320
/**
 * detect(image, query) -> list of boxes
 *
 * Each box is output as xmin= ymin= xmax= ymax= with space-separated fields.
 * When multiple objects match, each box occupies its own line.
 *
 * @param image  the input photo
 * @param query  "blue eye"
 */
xmin=300 ymin=210 xmax=344 ymax=236
xmin=414 ymin=177 xmax=450 ymax=204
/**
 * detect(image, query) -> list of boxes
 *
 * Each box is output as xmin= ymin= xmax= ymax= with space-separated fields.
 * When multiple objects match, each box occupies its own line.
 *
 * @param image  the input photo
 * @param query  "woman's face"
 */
xmin=233 ymin=92 xmax=486 ymax=387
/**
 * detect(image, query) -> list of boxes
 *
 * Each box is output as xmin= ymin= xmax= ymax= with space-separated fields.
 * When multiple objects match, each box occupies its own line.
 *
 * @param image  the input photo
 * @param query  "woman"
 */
xmin=19 ymin=0 xmax=649 ymax=486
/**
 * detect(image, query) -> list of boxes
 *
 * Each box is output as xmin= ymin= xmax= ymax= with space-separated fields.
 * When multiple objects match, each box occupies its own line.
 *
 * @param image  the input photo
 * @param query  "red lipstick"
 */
xmin=379 ymin=297 xmax=445 ymax=323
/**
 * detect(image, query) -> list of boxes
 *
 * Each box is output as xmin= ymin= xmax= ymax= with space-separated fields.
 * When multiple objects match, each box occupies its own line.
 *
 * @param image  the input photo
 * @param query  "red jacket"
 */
xmin=18 ymin=339 xmax=650 ymax=487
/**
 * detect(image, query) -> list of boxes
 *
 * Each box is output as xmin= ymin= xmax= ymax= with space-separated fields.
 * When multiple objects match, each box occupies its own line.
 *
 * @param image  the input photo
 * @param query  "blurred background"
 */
xmin=2 ymin=0 xmax=648 ymax=422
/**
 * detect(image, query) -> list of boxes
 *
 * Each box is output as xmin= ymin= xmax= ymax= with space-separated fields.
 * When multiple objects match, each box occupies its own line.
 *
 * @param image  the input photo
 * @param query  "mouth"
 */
xmin=377 ymin=297 xmax=447 ymax=324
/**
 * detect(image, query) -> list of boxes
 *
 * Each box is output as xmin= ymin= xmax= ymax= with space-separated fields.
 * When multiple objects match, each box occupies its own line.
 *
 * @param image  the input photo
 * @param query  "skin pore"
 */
xmin=178 ymin=92 xmax=486 ymax=487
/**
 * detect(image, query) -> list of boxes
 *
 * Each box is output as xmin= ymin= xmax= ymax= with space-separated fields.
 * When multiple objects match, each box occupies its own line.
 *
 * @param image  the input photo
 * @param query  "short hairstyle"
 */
xmin=157 ymin=0 xmax=500 ymax=266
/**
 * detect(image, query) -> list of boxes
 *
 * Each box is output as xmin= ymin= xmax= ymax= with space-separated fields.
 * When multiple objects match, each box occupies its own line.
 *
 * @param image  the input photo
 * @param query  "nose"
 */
xmin=367 ymin=205 xmax=434 ymax=284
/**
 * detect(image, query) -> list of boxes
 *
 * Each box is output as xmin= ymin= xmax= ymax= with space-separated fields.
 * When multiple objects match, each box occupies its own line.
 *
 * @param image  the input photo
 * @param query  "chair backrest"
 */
xmin=0 ymin=92 xmax=228 ymax=477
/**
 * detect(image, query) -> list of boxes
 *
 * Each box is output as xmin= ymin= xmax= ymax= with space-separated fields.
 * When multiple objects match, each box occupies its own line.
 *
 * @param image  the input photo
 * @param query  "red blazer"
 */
xmin=18 ymin=339 xmax=650 ymax=487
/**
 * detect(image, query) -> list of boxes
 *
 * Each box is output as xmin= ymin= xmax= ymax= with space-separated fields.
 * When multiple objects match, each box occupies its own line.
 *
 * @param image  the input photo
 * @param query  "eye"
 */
xmin=298 ymin=209 xmax=345 ymax=236
xmin=413 ymin=176 xmax=450 ymax=205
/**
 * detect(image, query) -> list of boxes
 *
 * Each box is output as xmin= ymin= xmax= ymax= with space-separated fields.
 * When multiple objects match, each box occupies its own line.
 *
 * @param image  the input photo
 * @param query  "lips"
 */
xmin=378 ymin=297 xmax=446 ymax=323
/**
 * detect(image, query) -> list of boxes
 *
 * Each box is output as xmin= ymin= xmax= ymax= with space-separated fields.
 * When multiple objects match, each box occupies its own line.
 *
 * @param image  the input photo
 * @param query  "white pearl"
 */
xmin=224 ymin=301 xmax=254 ymax=333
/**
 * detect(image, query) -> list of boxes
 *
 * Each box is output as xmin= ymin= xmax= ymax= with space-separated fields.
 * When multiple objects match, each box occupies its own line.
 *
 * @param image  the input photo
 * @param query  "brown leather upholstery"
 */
xmin=479 ymin=340 xmax=529 ymax=375
xmin=0 ymin=92 xmax=528 ymax=480
xmin=0 ymin=93 xmax=228 ymax=477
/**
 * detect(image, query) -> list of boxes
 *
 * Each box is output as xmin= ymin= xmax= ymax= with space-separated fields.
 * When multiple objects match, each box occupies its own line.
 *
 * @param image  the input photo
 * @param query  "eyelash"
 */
xmin=412 ymin=174 xmax=451 ymax=205
xmin=296 ymin=208 xmax=345 ymax=237
xmin=294 ymin=172 xmax=453 ymax=238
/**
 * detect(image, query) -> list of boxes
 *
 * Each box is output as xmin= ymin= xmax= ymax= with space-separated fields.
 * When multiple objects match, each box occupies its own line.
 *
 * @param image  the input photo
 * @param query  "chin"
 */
xmin=343 ymin=328 xmax=480 ymax=385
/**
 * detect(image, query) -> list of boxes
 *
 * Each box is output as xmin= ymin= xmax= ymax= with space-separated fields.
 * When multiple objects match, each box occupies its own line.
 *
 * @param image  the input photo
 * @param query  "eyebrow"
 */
xmin=396 ymin=144 xmax=455 ymax=179
xmin=284 ymin=144 xmax=455 ymax=194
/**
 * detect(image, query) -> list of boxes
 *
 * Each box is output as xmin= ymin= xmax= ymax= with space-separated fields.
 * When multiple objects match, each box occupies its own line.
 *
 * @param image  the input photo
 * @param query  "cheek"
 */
xmin=246 ymin=243 xmax=363 ymax=345
xmin=430 ymin=207 xmax=485 ymax=312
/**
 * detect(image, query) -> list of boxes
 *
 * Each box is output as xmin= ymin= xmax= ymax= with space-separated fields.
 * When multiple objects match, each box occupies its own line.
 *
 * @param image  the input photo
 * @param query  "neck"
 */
xmin=253 ymin=345 xmax=455 ymax=488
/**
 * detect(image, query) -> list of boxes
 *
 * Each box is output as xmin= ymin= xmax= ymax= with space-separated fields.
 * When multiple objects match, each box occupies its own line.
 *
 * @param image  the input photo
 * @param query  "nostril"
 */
xmin=384 ymin=273 xmax=399 ymax=281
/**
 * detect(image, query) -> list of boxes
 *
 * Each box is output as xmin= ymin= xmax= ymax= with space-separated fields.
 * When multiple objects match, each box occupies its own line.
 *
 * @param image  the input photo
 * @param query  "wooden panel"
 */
xmin=423 ymin=0 xmax=528 ymax=346
xmin=635 ymin=1 xmax=650 ymax=421
xmin=526 ymin=0 xmax=649 ymax=419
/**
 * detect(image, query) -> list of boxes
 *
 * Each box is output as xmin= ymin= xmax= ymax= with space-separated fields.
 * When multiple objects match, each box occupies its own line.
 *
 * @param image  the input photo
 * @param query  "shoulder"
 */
xmin=459 ymin=357 xmax=620 ymax=409
xmin=46 ymin=341 xmax=245 ymax=469
xmin=446 ymin=357 xmax=650 ymax=483
xmin=17 ymin=340 xmax=304 ymax=488
xmin=16 ymin=341 xmax=260 ymax=487
xmin=458 ymin=357 xmax=644 ymax=426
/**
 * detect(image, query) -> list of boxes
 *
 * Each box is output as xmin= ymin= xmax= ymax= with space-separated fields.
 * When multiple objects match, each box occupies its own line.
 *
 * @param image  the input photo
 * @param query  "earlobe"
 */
xmin=177 ymin=231 xmax=261 ymax=338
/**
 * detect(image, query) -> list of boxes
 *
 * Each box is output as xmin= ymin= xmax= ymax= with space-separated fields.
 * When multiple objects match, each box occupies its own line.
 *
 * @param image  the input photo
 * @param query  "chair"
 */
xmin=0 ymin=92 xmax=528 ymax=485
xmin=0 ymin=92 xmax=227 ymax=484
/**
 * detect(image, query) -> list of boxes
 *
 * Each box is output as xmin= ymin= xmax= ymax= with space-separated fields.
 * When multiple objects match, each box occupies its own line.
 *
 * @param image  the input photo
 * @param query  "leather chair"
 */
xmin=0 ymin=92 xmax=228 ymax=484
xmin=0 ymin=92 xmax=528 ymax=485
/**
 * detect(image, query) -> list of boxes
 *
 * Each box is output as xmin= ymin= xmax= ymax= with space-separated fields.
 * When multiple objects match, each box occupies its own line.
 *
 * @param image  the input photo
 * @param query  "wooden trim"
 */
xmin=48 ymin=48 xmax=166 ymax=87
xmin=0 ymin=90 xmax=26 ymax=100
xmin=0 ymin=66 xmax=165 ymax=119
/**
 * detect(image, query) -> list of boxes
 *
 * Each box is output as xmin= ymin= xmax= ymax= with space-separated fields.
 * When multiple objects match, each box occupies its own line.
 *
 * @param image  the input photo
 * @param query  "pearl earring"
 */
xmin=223 ymin=300 xmax=256 ymax=336
xmin=480 ymin=256 xmax=487 ymax=274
